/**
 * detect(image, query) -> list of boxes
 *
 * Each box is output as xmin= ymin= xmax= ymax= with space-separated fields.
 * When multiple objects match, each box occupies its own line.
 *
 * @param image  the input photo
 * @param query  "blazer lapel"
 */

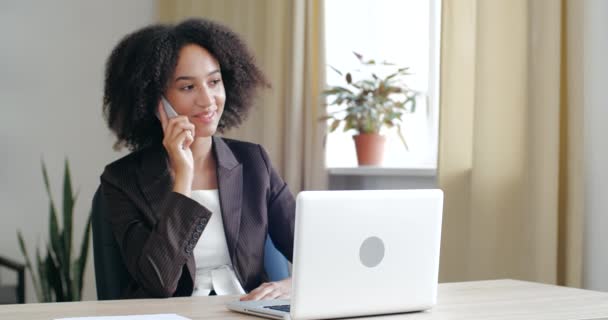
xmin=213 ymin=136 xmax=243 ymax=261
xmin=135 ymin=138 xmax=243 ymax=261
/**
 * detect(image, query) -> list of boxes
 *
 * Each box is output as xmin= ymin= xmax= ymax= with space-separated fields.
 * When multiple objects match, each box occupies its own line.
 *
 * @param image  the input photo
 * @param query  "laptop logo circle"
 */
xmin=359 ymin=236 xmax=385 ymax=268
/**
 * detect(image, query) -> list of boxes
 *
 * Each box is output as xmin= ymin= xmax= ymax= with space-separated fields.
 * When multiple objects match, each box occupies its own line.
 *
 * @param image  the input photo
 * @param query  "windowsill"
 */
xmin=327 ymin=166 xmax=437 ymax=177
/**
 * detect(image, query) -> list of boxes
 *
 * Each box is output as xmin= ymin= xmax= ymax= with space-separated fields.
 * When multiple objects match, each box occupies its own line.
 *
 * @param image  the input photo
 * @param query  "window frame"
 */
xmin=323 ymin=0 xmax=442 ymax=171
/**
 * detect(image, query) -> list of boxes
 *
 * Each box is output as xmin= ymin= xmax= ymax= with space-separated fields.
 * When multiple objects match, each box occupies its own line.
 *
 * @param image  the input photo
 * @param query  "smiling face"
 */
xmin=164 ymin=44 xmax=226 ymax=138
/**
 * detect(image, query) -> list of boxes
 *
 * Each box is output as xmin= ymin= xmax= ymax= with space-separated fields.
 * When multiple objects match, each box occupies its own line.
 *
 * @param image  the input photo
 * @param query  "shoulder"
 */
xmin=216 ymin=137 xmax=272 ymax=171
xmin=100 ymin=145 xmax=160 ymax=186
xmin=218 ymin=137 xmax=267 ymax=158
xmin=220 ymin=137 xmax=261 ymax=152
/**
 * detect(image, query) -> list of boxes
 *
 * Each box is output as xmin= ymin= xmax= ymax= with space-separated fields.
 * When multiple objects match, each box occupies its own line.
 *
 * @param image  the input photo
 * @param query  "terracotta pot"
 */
xmin=353 ymin=133 xmax=386 ymax=166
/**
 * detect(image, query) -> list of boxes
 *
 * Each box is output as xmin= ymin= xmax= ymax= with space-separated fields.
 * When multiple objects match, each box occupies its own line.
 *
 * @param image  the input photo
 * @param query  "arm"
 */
xmin=240 ymin=145 xmax=296 ymax=301
xmin=100 ymin=174 xmax=211 ymax=298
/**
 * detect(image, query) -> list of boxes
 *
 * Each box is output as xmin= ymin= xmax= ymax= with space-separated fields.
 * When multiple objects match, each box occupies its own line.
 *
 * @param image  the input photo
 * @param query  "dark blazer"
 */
xmin=100 ymin=136 xmax=295 ymax=298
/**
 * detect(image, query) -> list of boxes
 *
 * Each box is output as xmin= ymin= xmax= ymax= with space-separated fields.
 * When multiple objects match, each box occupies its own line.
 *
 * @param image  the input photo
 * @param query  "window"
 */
xmin=324 ymin=0 xmax=441 ymax=169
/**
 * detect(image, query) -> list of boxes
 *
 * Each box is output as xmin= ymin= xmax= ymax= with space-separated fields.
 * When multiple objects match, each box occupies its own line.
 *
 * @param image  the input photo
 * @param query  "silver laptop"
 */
xmin=227 ymin=189 xmax=443 ymax=320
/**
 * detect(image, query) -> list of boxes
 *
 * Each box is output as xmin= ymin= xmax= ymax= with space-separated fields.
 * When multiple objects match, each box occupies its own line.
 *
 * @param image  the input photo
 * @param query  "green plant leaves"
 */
xmin=396 ymin=125 xmax=409 ymax=150
xmin=329 ymin=119 xmax=340 ymax=132
xmin=322 ymin=86 xmax=353 ymax=96
xmin=16 ymin=158 xmax=91 ymax=302
xmin=46 ymin=245 xmax=65 ymax=301
xmin=17 ymin=231 xmax=43 ymax=302
xmin=36 ymin=246 xmax=51 ymax=302
xmin=321 ymin=53 xmax=419 ymax=144
xmin=62 ymin=159 xmax=73 ymax=275
xmin=328 ymin=64 xmax=343 ymax=76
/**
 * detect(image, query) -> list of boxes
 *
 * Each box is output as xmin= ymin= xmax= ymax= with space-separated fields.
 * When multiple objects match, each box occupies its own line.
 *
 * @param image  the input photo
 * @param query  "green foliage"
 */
xmin=17 ymin=158 xmax=92 ymax=302
xmin=322 ymin=52 xmax=418 ymax=149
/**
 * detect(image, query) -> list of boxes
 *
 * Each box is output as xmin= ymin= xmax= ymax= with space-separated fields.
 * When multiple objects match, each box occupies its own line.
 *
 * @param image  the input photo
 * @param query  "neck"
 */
xmin=190 ymin=136 xmax=215 ymax=170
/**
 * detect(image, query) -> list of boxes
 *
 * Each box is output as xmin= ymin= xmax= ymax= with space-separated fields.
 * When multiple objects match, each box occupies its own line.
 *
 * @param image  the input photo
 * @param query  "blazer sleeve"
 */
xmin=100 ymin=170 xmax=212 ymax=298
xmin=258 ymin=145 xmax=296 ymax=262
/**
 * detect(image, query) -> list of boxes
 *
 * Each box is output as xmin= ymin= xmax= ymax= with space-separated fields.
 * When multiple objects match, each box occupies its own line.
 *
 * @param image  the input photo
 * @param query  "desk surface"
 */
xmin=2 ymin=279 xmax=608 ymax=320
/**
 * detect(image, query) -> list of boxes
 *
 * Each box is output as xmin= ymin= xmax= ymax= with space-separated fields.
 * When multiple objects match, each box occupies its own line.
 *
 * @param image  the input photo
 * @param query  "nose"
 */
xmin=195 ymin=86 xmax=214 ymax=108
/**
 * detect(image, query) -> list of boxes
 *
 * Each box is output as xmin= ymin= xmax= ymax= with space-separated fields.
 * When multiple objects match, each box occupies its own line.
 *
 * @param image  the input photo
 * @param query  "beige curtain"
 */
xmin=438 ymin=0 xmax=584 ymax=287
xmin=158 ymin=0 xmax=328 ymax=193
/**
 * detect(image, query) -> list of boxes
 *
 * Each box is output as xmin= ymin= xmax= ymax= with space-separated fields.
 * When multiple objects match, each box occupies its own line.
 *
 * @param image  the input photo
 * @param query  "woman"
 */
xmin=100 ymin=18 xmax=294 ymax=300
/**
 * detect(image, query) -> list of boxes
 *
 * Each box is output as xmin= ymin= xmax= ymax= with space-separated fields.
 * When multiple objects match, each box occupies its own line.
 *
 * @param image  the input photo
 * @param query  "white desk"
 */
xmin=2 ymin=280 xmax=608 ymax=319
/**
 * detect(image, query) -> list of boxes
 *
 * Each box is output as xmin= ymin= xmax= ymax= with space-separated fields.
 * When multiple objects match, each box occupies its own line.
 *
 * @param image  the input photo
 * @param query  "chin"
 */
xmin=195 ymin=127 xmax=218 ymax=138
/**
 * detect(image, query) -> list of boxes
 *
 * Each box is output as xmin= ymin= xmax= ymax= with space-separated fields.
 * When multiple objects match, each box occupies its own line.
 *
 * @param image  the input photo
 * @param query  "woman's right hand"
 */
xmin=157 ymin=101 xmax=195 ymax=195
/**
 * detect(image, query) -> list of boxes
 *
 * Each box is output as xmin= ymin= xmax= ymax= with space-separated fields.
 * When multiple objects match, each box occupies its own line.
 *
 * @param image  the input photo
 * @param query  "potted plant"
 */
xmin=17 ymin=159 xmax=91 ymax=302
xmin=322 ymin=52 xmax=417 ymax=166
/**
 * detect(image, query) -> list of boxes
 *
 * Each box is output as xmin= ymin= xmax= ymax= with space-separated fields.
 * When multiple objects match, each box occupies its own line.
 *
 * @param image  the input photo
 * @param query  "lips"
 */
xmin=192 ymin=109 xmax=217 ymax=124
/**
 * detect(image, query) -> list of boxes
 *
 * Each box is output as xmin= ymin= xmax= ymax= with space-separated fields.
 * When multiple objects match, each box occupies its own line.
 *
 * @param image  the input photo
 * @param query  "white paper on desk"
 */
xmin=55 ymin=314 xmax=191 ymax=320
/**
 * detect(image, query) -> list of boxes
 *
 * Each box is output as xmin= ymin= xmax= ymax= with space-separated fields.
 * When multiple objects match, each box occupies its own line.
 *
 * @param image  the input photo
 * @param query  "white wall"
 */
xmin=0 ymin=0 xmax=157 ymax=302
xmin=583 ymin=0 xmax=608 ymax=291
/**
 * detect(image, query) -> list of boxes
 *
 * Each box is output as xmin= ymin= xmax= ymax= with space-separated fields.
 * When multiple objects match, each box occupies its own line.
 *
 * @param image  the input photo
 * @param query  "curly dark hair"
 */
xmin=103 ymin=18 xmax=269 ymax=151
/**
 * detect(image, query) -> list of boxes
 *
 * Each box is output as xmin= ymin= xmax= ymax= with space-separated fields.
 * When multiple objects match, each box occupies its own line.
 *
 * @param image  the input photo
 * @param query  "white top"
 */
xmin=189 ymin=189 xmax=245 ymax=296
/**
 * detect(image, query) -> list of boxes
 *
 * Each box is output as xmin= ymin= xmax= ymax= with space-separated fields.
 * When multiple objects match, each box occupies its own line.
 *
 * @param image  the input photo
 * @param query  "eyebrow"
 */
xmin=174 ymin=70 xmax=221 ymax=82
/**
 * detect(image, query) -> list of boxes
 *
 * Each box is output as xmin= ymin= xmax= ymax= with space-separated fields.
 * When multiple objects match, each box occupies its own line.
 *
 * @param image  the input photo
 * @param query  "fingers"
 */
xmin=240 ymin=282 xmax=289 ymax=301
xmin=157 ymin=100 xmax=194 ymax=139
xmin=162 ymin=116 xmax=195 ymax=151
xmin=240 ymin=283 xmax=272 ymax=301
xmin=165 ymin=118 xmax=195 ymax=141
xmin=262 ymin=290 xmax=285 ymax=300
xmin=176 ymin=128 xmax=194 ymax=150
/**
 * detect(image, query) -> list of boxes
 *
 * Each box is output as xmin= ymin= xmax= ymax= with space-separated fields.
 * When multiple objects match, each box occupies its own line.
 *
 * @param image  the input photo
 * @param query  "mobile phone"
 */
xmin=156 ymin=96 xmax=179 ymax=119
xmin=157 ymin=96 xmax=191 ymax=150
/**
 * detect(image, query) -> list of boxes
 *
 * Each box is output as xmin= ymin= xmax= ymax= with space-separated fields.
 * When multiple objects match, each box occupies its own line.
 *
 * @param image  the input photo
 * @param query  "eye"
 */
xmin=209 ymin=79 xmax=222 ymax=87
xmin=180 ymin=84 xmax=195 ymax=91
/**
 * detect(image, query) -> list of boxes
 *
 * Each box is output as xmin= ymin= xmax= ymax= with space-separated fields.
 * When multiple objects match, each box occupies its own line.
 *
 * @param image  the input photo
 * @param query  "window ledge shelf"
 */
xmin=327 ymin=166 xmax=437 ymax=177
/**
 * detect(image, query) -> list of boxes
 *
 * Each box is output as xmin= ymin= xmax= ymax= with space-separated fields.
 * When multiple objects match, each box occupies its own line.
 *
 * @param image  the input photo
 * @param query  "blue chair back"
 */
xmin=263 ymin=236 xmax=290 ymax=282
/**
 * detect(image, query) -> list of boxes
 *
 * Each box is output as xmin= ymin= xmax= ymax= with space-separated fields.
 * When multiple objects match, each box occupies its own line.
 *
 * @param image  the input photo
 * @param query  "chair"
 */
xmin=91 ymin=187 xmax=290 ymax=300
xmin=91 ymin=187 xmax=131 ymax=300
xmin=263 ymin=236 xmax=290 ymax=282
xmin=0 ymin=256 xmax=25 ymax=304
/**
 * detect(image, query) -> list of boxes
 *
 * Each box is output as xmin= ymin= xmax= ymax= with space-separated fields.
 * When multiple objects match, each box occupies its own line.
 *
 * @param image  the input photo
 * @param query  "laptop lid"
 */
xmin=227 ymin=189 xmax=443 ymax=320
